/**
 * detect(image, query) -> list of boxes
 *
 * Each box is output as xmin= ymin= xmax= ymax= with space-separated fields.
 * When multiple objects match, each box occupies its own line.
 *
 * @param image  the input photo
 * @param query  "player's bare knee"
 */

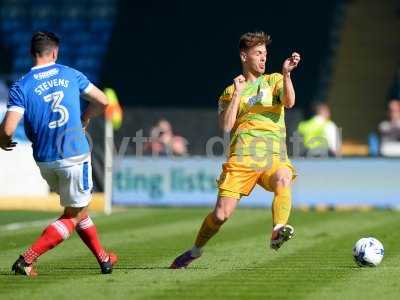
xmin=214 ymin=197 xmax=237 ymax=223
xmin=63 ymin=206 xmax=87 ymax=220
xmin=271 ymin=176 xmax=291 ymax=194
xmin=279 ymin=176 xmax=291 ymax=188
xmin=213 ymin=210 xmax=226 ymax=224
xmin=213 ymin=209 xmax=229 ymax=224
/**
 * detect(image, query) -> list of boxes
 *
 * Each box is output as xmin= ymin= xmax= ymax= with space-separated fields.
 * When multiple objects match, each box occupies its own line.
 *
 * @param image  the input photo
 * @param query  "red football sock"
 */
xmin=76 ymin=214 xmax=108 ymax=263
xmin=23 ymin=216 xmax=75 ymax=264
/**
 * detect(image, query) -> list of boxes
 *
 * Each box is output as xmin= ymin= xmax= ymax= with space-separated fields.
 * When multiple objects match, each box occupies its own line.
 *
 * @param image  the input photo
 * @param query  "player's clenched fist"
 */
xmin=282 ymin=52 xmax=301 ymax=75
xmin=233 ymin=75 xmax=246 ymax=93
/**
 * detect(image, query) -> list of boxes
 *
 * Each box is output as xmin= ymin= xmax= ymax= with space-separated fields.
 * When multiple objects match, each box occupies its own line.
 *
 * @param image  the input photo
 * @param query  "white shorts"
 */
xmin=37 ymin=154 xmax=93 ymax=208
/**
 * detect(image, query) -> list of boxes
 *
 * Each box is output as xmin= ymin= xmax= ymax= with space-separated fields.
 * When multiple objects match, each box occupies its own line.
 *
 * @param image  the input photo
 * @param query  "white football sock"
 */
xmin=273 ymin=224 xmax=285 ymax=232
xmin=190 ymin=246 xmax=203 ymax=257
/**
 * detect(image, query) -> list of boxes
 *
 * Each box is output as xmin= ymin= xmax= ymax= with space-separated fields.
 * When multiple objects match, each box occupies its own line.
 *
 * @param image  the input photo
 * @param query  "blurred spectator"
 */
xmin=145 ymin=119 xmax=188 ymax=156
xmin=378 ymin=99 xmax=400 ymax=157
xmin=297 ymin=102 xmax=340 ymax=157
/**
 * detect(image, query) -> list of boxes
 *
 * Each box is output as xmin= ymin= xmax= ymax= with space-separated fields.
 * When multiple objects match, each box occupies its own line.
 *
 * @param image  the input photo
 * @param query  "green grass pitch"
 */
xmin=1 ymin=208 xmax=400 ymax=300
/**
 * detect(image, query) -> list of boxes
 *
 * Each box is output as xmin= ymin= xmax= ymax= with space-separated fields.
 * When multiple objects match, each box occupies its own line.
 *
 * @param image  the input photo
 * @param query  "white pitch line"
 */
xmin=0 ymin=213 xmax=100 ymax=233
xmin=0 ymin=218 xmax=54 ymax=232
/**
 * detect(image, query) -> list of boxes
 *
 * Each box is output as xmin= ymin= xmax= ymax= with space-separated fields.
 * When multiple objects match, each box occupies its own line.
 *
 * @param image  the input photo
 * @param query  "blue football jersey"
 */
xmin=7 ymin=62 xmax=93 ymax=162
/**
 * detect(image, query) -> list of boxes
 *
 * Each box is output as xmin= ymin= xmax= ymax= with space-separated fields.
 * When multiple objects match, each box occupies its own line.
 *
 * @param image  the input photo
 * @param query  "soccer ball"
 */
xmin=353 ymin=237 xmax=384 ymax=267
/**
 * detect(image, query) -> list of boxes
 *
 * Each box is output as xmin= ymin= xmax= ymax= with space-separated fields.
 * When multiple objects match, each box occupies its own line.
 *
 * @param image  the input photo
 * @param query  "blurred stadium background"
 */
xmin=2 ymin=1 xmax=400 ymax=299
xmin=1 ymin=0 xmax=400 ymax=211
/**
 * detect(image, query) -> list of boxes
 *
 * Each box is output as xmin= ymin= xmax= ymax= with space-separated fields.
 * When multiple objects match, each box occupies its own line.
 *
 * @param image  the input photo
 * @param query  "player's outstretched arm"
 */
xmin=0 ymin=111 xmax=22 ymax=151
xmin=81 ymin=85 xmax=109 ymax=129
xmin=219 ymin=75 xmax=245 ymax=132
xmin=281 ymin=52 xmax=301 ymax=109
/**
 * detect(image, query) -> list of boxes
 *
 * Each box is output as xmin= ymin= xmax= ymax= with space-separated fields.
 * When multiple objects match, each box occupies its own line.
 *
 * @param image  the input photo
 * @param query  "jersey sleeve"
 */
xmin=218 ymin=85 xmax=234 ymax=114
xmin=271 ymin=73 xmax=284 ymax=103
xmin=74 ymin=69 xmax=94 ymax=94
xmin=7 ymin=82 xmax=26 ymax=115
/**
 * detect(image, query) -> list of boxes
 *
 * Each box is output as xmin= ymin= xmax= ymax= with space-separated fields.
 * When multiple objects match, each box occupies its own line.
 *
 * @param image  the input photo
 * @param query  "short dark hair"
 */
xmin=239 ymin=31 xmax=271 ymax=51
xmin=30 ymin=31 xmax=60 ymax=57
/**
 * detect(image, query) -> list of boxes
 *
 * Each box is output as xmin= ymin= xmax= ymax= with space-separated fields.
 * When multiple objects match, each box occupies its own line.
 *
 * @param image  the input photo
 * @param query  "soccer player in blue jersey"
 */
xmin=0 ymin=32 xmax=117 ymax=276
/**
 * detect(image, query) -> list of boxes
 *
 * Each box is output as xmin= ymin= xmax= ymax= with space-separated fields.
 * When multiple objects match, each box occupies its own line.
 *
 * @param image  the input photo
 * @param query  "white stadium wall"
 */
xmin=0 ymin=143 xmax=49 ymax=196
xmin=0 ymin=143 xmax=106 ymax=212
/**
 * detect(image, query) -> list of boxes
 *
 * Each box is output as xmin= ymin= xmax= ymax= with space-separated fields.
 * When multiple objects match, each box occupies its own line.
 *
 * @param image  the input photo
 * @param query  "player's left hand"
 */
xmin=0 ymin=138 xmax=17 ymax=151
xmin=282 ymin=52 xmax=301 ymax=75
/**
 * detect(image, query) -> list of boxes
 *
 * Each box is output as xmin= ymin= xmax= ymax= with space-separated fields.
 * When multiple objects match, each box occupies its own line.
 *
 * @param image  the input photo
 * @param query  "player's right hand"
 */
xmin=0 ymin=138 xmax=17 ymax=151
xmin=233 ymin=75 xmax=246 ymax=93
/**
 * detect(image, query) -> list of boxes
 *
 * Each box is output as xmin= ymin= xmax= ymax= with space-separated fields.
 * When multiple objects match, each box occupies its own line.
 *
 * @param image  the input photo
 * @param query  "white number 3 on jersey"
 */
xmin=43 ymin=91 xmax=69 ymax=129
